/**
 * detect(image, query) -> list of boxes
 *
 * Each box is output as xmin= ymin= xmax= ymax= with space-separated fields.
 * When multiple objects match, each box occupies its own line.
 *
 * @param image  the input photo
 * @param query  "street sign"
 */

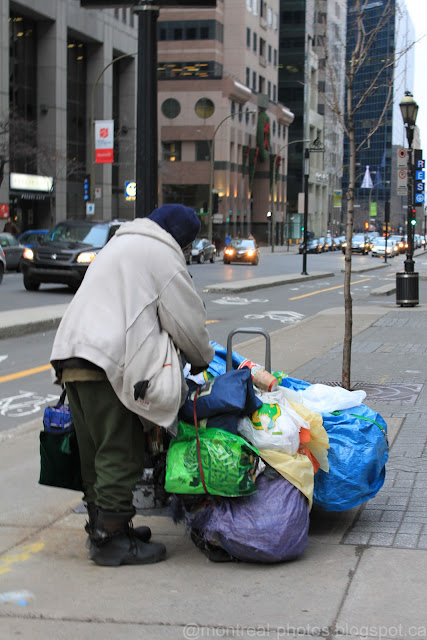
xmin=397 ymin=168 xmax=408 ymax=195
xmin=416 ymin=158 xmax=425 ymax=169
xmin=333 ymin=190 xmax=342 ymax=207
xmin=94 ymin=187 xmax=102 ymax=199
xmin=86 ymin=202 xmax=95 ymax=215
xmin=124 ymin=181 xmax=136 ymax=201
xmin=415 ymin=193 xmax=425 ymax=204
xmin=415 ymin=170 xmax=425 ymax=181
xmin=397 ymin=148 xmax=407 ymax=169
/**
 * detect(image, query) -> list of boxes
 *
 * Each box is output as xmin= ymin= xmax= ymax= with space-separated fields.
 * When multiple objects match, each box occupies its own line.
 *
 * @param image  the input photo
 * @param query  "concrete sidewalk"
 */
xmin=0 ymin=265 xmax=426 ymax=638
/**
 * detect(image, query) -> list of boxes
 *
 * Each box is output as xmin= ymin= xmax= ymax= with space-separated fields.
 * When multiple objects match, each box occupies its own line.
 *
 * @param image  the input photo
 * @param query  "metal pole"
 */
xmin=134 ymin=1 xmax=159 ymax=218
xmin=384 ymin=199 xmax=390 ymax=263
xmin=302 ymin=148 xmax=309 ymax=275
xmin=405 ymin=146 xmax=415 ymax=272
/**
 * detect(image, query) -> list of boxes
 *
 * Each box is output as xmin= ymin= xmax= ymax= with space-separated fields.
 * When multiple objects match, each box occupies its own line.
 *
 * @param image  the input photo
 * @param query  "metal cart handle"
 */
xmin=226 ymin=327 xmax=271 ymax=372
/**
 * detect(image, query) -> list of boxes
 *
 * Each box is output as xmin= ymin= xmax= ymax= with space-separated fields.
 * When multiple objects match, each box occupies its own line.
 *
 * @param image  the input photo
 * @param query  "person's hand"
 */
xmin=190 ymin=363 xmax=208 ymax=376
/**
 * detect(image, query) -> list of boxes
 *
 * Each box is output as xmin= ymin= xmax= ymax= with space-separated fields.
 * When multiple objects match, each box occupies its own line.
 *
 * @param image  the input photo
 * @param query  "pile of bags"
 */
xmin=164 ymin=342 xmax=389 ymax=564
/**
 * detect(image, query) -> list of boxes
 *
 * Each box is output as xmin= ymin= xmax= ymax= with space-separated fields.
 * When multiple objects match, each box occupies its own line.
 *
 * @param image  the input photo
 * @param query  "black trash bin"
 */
xmin=396 ymin=272 xmax=419 ymax=307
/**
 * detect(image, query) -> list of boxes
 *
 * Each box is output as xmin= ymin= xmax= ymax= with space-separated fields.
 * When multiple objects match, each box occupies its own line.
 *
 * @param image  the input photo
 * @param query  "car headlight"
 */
xmin=225 ymin=248 xmax=234 ymax=255
xmin=359 ymin=243 xmax=364 ymax=248
xmin=342 ymin=242 xmax=347 ymax=247
xmin=77 ymin=251 xmax=97 ymax=264
xmin=23 ymin=247 xmax=34 ymax=261
xmin=246 ymin=250 xmax=255 ymax=257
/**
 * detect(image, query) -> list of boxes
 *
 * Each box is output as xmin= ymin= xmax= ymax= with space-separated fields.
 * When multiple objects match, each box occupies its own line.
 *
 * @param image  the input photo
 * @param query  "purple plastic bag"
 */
xmin=194 ymin=473 xmax=309 ymax=563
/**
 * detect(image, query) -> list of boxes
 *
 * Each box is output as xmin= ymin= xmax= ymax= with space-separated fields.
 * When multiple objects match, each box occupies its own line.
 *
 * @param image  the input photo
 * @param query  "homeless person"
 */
xmin=50 ymin=204 xmax=214 ymax=567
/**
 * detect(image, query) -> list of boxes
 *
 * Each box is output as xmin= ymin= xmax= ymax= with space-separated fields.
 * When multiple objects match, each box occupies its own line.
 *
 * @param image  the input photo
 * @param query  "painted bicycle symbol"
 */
xmin=244 ymin=310 xmax=305 ymax=324
xmin=0 ymin=391 xmax=59 ymax=418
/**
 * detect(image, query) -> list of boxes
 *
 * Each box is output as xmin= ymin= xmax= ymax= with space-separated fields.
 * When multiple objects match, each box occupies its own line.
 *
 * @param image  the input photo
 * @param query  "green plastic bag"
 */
xmin=165 ymin=422 xmax=259 ymax=497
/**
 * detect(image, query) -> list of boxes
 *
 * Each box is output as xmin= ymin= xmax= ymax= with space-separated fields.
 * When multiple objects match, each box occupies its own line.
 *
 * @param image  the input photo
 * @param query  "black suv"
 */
xmin=21 ymin=218 xmax=124 ymax=292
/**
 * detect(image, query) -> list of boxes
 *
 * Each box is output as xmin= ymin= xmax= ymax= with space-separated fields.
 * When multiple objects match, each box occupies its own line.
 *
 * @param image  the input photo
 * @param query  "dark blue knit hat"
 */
xmin=149 ymin=204 xmax=201 ymax=248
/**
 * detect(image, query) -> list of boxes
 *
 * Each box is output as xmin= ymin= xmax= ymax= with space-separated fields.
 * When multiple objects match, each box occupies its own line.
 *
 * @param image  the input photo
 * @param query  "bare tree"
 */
xmin=322 ymin=0 xmax=410 ymax=388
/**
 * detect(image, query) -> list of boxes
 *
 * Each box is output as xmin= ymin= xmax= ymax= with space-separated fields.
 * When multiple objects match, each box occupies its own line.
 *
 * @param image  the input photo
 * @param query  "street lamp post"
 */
xmin=90 ymin=52 xmax=138 ymax=205
xmin=206 ymin=111 xmax=256 ymax=243
xmin=396 ymin=91 xmax=419 ymax=306
xmin=301 ymin=138 xmax=325 ymax=275
xmin=302 ymin=148 xmax=310 ymax=275
xmin=270 ymin=138 xmax=310 ymax=253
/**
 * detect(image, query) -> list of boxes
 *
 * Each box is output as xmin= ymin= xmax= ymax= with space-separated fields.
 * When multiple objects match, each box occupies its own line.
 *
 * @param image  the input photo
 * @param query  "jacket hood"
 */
xmin=149 ymin=204 xmax=201 ymax=248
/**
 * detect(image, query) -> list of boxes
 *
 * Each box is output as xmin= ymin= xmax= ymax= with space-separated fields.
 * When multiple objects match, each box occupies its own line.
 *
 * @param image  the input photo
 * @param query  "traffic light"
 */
xmin=410 ymin=207 xmax=417 ymax=226
xmin=212 ymin=193 xmax=219 ymax=214
xmin=83 ymin=175 xmax=90 ymax=201
xmin=364 ymin=222 xmax=369 ymax=229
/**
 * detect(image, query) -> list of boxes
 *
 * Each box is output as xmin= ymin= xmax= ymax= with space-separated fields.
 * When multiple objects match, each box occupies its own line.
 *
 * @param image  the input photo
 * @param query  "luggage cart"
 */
xmin=226 ymin=327 xmax=271 ymax=372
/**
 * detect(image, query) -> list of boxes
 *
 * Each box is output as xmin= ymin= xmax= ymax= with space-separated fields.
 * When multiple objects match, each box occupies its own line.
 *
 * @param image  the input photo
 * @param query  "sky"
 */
xmin=404 ymin=0 xmax=427 ymax=146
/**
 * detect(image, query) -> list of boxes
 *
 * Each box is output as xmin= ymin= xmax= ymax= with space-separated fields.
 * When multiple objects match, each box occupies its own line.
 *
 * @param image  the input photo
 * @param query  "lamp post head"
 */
xmin=400 ymin=91 xmax=418 ymax=148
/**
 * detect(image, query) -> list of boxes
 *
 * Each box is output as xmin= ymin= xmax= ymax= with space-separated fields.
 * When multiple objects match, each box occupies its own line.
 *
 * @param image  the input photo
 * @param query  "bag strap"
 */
xmin=56 ymin=388 xmax=67 ymax=408
xmin=193 ymin=388 xmax=208 ymax=494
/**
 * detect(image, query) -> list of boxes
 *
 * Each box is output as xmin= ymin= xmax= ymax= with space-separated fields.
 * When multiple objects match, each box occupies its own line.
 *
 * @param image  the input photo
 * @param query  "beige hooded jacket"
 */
xmin=50 ymin=218 xmax=214 ymax=427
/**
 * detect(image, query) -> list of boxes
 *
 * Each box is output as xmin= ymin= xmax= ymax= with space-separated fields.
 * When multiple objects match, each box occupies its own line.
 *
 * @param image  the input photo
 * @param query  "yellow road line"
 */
xmin=0 ymin=364 xmax=51 ymax=384
xmin=0 ymin=542 xmax=44 ymax=576
xmin=206 ymin=319 xmax=219 ymax=324
xmin=289 ymin=278 xmax=371 ymax=300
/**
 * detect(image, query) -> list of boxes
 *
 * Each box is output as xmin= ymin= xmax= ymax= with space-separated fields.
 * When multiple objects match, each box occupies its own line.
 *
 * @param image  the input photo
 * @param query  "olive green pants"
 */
xmin=65 ymin=380 xmax=145 ymax=512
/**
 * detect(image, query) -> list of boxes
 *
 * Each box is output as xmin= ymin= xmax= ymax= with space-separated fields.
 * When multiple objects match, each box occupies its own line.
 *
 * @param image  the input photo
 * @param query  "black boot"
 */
xmin=89 ymin=508 xmax=166 ymax=567
xmin=85 ymin=503 xmax=151 ymax=551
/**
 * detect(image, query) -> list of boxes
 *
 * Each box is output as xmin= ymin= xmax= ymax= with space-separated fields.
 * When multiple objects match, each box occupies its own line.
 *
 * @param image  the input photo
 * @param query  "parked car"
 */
xmin=20 ymin=218 xmax=124 ymax=292
xmin=0 ymin=232 xmax=25 ymax=271
xmin=335 ymin=235 xmax=346 ymax=250
xmin=325 ymin=234 xmax=338 ymax=251
xmin=17 ymin=229 xmax=50 ymax=249
xmin=223 ymin=238 xmax=259 ymax=265
xmin=190 ymin=238 xmax=216 ymax=264
xmin=0 ymin=246 xmax=5 ymax=284
xmin=349 ymin=234 xmax=370 ymax=254
xmin=298 ymin=237 xmax=324 ymax=254
xmin=371 ymin=237 xmax=397 ymax=258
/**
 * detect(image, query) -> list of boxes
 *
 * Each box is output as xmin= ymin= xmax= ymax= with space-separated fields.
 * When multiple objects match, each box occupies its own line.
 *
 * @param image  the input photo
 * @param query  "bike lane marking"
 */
xmin=0 ymin=542 xmax=45 ymax=576
xmin=289 ymin=278 xmax=371 ymax=300
xmin=0 ymin=364 xmax=51 ymax=384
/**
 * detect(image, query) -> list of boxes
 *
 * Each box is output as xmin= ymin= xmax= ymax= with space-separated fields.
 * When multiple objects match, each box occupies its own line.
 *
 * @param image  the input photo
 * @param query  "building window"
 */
xmin=158 ymin=20 xmax=221 ymax=42
xmin=122 ymin=8 xmax=126 ymax=23
xmin=268 ymin=7 xmax=273 ymax=26
xmin=268 ymin=44 xmax=272 ymax=63
xmin=195 ymin=97 xmax=215 ymax=118
xmin=245 ymin=108 xmax=250 ymax=125
xmin=267 ymin=80 xmax=271 ymax=99
xmin=273 ymin=48 xmax=277 ymax=66
xmin=163 ymin=141 xmax=181 ymax=162
xmin=67 ymin=40 xmax=87 ymax=171
xmin=258 ymin=75 xmax=264 ymax=94
xmin=278 ymin=123 xmax=281 ymax=138
xmin=9 ymin=13 xmax=37 ymax=174
xmin=161 ymin=98 xmax=181 ymax=119
xmin=231 ymin=100 xmax=236 ymax=119
xmin=253 ymin=0 xmax=258 ymax=16
xmin=247 ymin=0 xmax=252 ymax=10
xmin=253 ymin=32 xmax=257 ymax=52
xmin=273 ymin=12 xmax=278 ymax=30
xmin=246 ymin=67 xmax=250 ymax=86
xmin=252 ymin=70 xmax=257 ymax=92
xmin=260 ymin=38 xmax=265 ymax=57
xmin=238 ymin=103 xmax=243 ymax=122
xmin=272 ymin=121 xmax=276 ymax=136
xmin=195 ymin=140 xmax=210 ymax=161
xmin=246 ymin=27 xmax=251 ymax=47
xmin=158 ymin=61 xmax=222 ymax=79
xmin=273 ymin=85 xmax=276 ymax=102
xmin=260 ymin=1 xmax=265 ymax=18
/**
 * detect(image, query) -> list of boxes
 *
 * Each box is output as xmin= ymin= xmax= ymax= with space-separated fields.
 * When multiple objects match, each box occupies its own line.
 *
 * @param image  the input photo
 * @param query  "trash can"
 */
xmin=396 ymin=272 xmax=419 ymax=307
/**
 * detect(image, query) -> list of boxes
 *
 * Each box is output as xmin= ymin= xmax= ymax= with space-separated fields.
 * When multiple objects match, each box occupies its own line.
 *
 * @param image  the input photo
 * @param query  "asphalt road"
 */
xmin=0 ymin=248 xmax=420 ymax=431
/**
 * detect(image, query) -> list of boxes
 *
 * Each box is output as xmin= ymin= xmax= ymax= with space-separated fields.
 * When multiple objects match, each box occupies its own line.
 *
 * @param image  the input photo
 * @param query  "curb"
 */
xmin=203 ymin=271 xmax=334 ymax=294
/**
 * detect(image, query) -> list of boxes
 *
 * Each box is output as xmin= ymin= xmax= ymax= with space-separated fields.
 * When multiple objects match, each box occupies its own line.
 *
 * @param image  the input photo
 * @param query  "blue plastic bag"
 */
xmin=279 ymin=376 xmax=389 ymax=511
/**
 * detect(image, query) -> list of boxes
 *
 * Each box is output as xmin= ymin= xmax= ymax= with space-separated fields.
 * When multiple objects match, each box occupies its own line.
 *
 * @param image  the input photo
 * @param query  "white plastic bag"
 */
xmin=296 ymin=384 xmax=366 ymax=413
xmin=237 ymin=387 xmax=309 ymax=455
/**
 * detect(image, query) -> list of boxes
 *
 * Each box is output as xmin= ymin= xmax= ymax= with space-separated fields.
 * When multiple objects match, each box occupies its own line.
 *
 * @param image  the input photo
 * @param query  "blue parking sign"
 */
xmin=415 ymin=193 xmax=425 ymax=203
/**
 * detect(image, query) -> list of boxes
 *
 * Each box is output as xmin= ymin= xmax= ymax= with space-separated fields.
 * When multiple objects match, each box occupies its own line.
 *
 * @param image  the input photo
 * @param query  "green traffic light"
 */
xmin=411 ymin=218 xmax=416 ymax=226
